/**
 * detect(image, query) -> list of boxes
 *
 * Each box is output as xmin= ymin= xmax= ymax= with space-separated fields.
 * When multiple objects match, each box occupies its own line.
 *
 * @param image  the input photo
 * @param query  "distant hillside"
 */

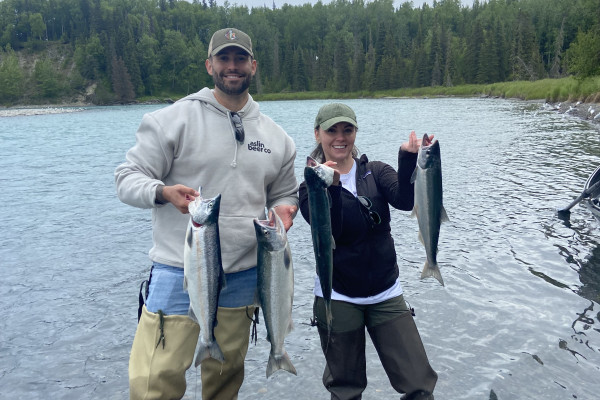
xmin=0 ymin=0 xmax=599 ymax=106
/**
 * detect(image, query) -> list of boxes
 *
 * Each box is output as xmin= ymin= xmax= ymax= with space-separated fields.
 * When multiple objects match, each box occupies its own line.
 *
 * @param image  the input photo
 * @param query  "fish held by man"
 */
xmin=183 ymin=187 xmax=226 ymax=366
xmin=410 ymin=134 xmax=449 ymax=286
xmin=254 ymin=208 xmax=297 ymax=378
xmin=304 ymin=156 xmax=335 ymax=329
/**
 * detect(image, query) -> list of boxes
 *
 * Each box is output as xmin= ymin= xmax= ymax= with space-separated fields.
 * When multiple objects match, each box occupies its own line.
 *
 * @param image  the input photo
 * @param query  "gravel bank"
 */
xmin=0 ymin=106 xmax=87 ymax=117
xmin=544 ymin=101 xmax=600 ymax=127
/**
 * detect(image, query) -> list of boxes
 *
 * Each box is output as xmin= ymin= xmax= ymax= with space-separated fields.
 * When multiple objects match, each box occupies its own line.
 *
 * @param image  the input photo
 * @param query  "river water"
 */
xmin=1 ymin=97 xmax=599 ymax=400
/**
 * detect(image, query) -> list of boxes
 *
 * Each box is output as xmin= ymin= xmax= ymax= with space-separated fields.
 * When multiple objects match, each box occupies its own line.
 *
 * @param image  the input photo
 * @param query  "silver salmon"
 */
xmin=304 ymin=156 xmax=334 ymax=329
xmin=410 ymin=134 xmax=449 ymax=286
xmin=254 ymin=209 xmax=297 ymax=378
xmin=183 ymin=188 xmax=226 ymax=366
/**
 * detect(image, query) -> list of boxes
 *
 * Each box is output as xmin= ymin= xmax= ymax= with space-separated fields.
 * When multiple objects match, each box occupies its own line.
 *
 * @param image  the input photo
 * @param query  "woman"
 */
xmin=299 ymin=103 xmax=438 ymax=400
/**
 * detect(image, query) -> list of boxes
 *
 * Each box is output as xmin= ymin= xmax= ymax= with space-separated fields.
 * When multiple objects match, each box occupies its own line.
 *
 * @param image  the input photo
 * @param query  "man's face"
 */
xmin=206 ymin=47 xmax=257 ymax=96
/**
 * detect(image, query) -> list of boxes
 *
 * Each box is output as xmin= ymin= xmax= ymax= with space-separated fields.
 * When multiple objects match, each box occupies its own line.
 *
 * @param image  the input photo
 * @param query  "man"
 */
xmin=115 ymin=27 xmax=299 ymax=400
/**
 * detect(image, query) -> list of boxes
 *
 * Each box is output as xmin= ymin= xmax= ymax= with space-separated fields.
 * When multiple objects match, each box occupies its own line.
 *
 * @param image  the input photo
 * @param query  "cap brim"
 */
xmin=320 ymin=116 xmax=358 ymax=131
xmin=210 ymin=43 xmax=253 ymax=57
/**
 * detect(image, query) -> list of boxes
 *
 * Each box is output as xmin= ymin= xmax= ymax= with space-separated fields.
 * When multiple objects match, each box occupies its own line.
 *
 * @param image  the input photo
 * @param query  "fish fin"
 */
xmin=421 ymin=261 xmax=445 ymax=286
xmin=286 ymin=319 xmax=294 ymax=335
xmin=183 ymin=276 xmax=188 ymax=291
xmin=266 ymin=352 xmax=297 ymax=378
xmin=440 ymin=206 xmax=449 ymax=222
xmin=331 ymin=235 xmax=336 ymax=250
xmin=410 ymin=205 xmax=418 ymax=218
xmin=194 ymin=340 xmax=225 ymax=367
xmin=418 ymin=230 xmax=424 ymax=245
xmin=410 ymin=167 xmax=418 ymax=184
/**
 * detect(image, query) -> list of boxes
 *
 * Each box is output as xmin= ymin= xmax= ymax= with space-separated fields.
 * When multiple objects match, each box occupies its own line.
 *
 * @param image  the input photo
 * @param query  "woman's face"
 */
xmin=315 ymin=122 xmax=357 ymax=164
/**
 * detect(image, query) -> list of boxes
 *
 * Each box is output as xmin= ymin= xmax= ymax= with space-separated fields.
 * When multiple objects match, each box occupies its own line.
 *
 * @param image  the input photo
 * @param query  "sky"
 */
xmin=227 ymin=0 xmax=475 ymax=10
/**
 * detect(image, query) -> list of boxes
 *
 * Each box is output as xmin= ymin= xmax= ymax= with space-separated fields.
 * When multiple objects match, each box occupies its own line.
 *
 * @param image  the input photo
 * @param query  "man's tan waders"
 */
xmin=129 ymin=305 xmax=255 ymax=400
xmin=200 ymin=305 xmax=256 ymax=400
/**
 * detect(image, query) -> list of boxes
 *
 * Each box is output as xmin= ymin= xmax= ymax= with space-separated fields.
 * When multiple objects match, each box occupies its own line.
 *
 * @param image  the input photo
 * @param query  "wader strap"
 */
xmin=137 ymin=266 xmax=154 ymax=322
xmin=247 ymin=306 xmax=260 ymax=345
xmin=155 ymin=310 xmax=166 ymax=349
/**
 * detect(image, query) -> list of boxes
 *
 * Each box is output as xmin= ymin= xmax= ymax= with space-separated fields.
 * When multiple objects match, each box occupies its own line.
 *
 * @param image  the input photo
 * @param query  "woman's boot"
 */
xmin=318 ymin=325 xmax=368 ymax=400
xmin=367 ymin=312 xmax=437 ymax=399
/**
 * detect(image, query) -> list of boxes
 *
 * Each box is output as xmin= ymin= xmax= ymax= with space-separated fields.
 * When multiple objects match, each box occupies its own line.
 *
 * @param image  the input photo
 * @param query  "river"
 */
xmin=1 ymin=97 xmax=599 ymax=399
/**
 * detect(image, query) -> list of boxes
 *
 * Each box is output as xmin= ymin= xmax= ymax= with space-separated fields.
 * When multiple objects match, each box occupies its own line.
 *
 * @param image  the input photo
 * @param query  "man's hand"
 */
xmin=159 ymin=184 xmax=200 ymax=214
xmin=274 ymin=204 xmax=298 ymax=232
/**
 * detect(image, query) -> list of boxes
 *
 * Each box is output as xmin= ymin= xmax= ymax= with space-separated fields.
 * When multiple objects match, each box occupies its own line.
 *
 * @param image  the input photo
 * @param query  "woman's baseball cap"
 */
xmin=314 ymin=103 xmax=358 ymax=130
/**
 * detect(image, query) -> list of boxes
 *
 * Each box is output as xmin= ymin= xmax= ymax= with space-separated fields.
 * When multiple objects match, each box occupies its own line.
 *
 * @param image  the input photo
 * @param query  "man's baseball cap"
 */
xmin=208 ymin=28 xmax=253 ymax=58
xmin=314 ymin=103 xmax=358 ymax=130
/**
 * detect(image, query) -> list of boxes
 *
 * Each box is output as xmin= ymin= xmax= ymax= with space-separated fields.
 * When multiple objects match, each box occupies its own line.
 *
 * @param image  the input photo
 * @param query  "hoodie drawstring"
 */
xmin=228 ymin=111 xmax=240 ymax=168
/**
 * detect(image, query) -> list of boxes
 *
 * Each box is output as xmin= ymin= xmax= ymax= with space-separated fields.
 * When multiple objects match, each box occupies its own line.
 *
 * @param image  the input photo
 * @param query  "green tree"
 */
xmin=137 ymin=34 xmax=160 ymax=96
xmin=0 ymin=46 xmax=25 ymax=102
xmin=30 ymin=13 xmax=46 ymax=41
xmin=161 ymin=29 xmax=189 ymax=90
xmin=75 ymin=34 xmax=105 ymax=80
xmin=566 ymin=28 xmax=600 ymax=78
xmin=111 ymin=55 xmax=135 ymax=102
xmin=34 ymin=57 xmax=62 ymax=98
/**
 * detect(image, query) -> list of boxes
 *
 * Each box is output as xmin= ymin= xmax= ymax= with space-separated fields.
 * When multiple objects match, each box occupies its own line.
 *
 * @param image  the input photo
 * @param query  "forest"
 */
xmin=0 ymin=0 xmax=599 ymax=104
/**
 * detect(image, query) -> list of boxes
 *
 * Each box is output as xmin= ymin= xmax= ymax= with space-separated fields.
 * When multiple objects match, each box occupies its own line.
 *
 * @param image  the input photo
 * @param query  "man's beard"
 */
xmin=213 ymin=72 xmax=252 ymax=95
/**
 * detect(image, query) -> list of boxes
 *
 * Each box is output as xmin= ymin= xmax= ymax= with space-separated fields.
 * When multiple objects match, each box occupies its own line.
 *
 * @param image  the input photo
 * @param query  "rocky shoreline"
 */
xmin=0 ymin=98 xmax=172 ymax=117
xmin=2 ymin=99 xmax=600 ymax=128
xmin=543 ymin=101 xmax=600 ymax=128
xmin=0 ymin=106 xmax=88 ymax=117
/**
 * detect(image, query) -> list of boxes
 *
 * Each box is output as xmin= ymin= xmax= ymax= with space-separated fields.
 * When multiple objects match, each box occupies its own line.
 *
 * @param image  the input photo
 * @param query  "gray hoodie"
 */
xmin=115 ymin=88 xmax=299 ymax=273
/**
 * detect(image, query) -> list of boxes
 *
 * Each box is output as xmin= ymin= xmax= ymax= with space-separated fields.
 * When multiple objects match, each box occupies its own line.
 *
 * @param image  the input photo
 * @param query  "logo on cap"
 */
xmin=225 ymin=29 xmax=237 ymax=41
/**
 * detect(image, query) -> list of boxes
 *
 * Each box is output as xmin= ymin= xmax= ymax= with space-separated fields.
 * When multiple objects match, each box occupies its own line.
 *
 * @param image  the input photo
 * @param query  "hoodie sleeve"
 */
xmin=114 ymin=112 xmax=172 ymax=209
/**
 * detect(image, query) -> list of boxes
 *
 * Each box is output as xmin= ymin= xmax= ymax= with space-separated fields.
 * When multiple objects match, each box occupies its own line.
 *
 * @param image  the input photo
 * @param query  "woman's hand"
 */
xmin=323 ymin=160 xmax=341 ymax=186
xmin=400 ymin=131 xmax=435 ymax=153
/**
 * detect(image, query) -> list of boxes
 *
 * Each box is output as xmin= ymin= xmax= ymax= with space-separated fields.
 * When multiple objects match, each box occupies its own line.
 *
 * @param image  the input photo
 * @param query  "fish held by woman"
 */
xmin=304 ymin=156 xmax=335 ymax=329
xmin=410 ymin=134 xmax=449 ymax=286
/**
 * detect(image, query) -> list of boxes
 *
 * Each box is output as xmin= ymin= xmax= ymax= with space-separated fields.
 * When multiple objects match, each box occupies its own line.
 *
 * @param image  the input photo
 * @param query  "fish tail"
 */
xmin=266 ymin=351 xmax=297 ymax=378
xmin=421 ymin=261 xmax=445 ymax=286
xmin=194 ymin=340 xmax=225 ymax=367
